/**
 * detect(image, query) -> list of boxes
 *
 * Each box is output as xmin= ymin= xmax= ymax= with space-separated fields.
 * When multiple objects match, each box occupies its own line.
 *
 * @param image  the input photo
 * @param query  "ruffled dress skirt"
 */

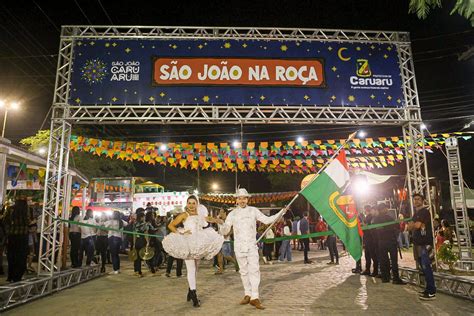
xmin=162 ymin=228 xmax=224 ymax=260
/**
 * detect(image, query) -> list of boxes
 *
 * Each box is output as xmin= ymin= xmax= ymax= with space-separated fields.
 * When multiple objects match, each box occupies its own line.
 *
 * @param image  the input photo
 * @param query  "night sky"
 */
xmin=0 ymin=0 xmax=472 ymax=193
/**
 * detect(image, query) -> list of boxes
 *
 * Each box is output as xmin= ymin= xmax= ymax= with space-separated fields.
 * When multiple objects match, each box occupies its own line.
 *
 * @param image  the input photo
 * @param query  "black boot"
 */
xmin=190 ymin=290 xmax=200 ymax=307
xmin=187 ymin=288 xmax=192 ymax=302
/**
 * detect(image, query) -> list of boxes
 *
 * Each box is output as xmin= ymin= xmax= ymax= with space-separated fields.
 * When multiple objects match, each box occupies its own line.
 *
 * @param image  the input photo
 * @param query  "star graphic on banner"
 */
xmin=75 ymin=98 xmax=81 ymax=103
xmin=112 ymin=97 xmax=118 ymax=102
xmin=348 ymin=95 xmax=355 ymax=102
xmin=202 ymin=96 xmax=210 ymax=102
xmin=387 ymin=46 xmax=392 ymax=51
xmin=242 ymin=43 xmax=248 ymax=48
xmin=149 ymin=96 xmax=155 ymax=102
xmin=90 ymin=41 xmax=95 ymax=46
xmin=98 ymin=97 xmax=103 ymax=101
xmin=331 ymin=95 xmax=336 ymax=100
xmin=328 ymin=46 xmax=333 ymax=51
xmin=224 ymin=42 xmax=231 ymax=49
xmin=370 ymin=45 xmax=375 ymax=49
xmin=125 ymin=48 xmax=131 ymax=53
xmin=172 ymin=44 xmax=177 ymax=49
xmin=112 ymin=43 xmax=117 ymax=47
xmin=331 ymin=66 xmax=337 ymax=72
xmin=159 ymin=92 xmax=166 ymax=98
xmin=387 ymin=95 xmax=392 ymax=100
xmin=383 ymin=54 xmax=388 ymax=59
xmin=260 ymin=95 xmax=266 ymax=101
xmin=397 ymin=98 xmax=402 ymax=104
xmin=263 ymin=47 xmax=267 ymax=50
xmin=356 ymin=47 xmax=361 ymax=51
xmin=124 ymin=89 xmax=128 ymax=93
xmin=152 ymin=45 xmax=155 ymax=49
xmin=370 ymin=94 xmax=376 ymax=99
xmin=105 ymin=43 xmax=110 ymax=47
xmin=77 ymin=41 xmax=82 ymax=46
xmin=198 ymin=44 xmax=203 ymax=49
xmin=78 ymin=53 xmax=82 ymax=56
xmin=280 ymin=45 xmax=288 ymax=51
xmin=296 ymin=42 xmax=300 ymax=46
xmin=304 ymin=95 xmax=310 ymax=100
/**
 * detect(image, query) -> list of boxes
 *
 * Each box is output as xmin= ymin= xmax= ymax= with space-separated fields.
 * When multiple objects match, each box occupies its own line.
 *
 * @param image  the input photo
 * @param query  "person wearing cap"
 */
xmin=208 ymin=188 xmax=285 ymax=310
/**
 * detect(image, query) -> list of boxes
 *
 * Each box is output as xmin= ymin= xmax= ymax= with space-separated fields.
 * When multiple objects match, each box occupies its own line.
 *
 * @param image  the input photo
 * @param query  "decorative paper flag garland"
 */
xmin=69 ymin=133 xmax=471 ymax=173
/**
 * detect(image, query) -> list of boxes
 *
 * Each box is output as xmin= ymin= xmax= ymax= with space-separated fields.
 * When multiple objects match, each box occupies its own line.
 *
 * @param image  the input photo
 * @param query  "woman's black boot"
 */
xmin=187 ymin=288 xmax=192 ymax=302
xmin=191 ymin=290 xmax=200 ymax=307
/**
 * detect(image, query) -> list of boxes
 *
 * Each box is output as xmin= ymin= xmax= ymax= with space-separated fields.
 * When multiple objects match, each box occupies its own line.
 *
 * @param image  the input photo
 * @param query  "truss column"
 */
xmin=445 ymin=137 xmax=473 ymax=269
xmin=38 ymin=114 xmax=72 ymax=277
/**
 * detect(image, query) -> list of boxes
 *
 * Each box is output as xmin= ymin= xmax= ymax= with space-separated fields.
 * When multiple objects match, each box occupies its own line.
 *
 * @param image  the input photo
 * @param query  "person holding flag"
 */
xmin=208 ymin=188 xmax=285 ymax=310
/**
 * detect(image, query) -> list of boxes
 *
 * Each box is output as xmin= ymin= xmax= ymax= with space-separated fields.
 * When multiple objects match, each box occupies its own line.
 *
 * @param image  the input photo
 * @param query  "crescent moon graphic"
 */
xmin=337 ymin=47 xmax=351 ymax=62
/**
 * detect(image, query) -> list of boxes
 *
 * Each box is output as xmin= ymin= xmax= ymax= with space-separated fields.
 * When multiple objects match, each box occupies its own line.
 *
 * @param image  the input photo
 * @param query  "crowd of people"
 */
xmin=0 ymin=190 xmax=467 ymax=306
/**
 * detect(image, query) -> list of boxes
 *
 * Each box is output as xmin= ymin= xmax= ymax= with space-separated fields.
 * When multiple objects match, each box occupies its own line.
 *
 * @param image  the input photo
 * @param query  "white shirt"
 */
xmin=104 ymin=219 xmax=127 ymax=238
xmin=283 ymin=226 xmax=291 ymax=236
xmin=219 ymin=205 xmax=283 ymax=254
xmin=297 ymin=220 xmax=301 ymax=235
xmin=80 ymin=218 xmax=97 ymax=239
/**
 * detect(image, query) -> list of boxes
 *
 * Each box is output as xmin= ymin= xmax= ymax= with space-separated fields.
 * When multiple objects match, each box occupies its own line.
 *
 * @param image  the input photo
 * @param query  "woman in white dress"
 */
xmin=162 ymin=195 xmax=224 ymax=307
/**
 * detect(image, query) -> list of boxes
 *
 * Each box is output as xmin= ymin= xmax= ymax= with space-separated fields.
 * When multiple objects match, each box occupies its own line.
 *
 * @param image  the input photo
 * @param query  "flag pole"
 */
xmin=256 ymin=130 xmax=359 ymax=244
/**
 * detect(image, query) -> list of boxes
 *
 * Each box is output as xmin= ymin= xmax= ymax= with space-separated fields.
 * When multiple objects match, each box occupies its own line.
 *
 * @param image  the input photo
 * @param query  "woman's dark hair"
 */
xmin=70 ymin=206 xmax=81 ymax=220
xmin=113 ymin=211 xmax=123 ymax=229
xmin=84 ymin=209 xmax=93 ymax=220
xmin=137 ymin=212 xmax=145 ymax=222
xmin=145 ymin=211 xmax=156 ymax=225
xmin=135 ymin=207 xmax=145 ymax=215
xmin=187 ymin=195 xmax=199 ymax=203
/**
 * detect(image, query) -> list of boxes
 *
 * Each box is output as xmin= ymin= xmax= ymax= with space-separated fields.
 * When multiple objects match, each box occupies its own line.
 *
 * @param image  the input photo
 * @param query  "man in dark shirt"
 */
xmin=299 ymin=212 xmax=312 ymax=264
xmin=408 ymin=193 xmax=436 ymax=300
xmin=373 ymin=203 xmax=405 ymax=284
xmin=361 ymin=205 xmax=379 ymax=277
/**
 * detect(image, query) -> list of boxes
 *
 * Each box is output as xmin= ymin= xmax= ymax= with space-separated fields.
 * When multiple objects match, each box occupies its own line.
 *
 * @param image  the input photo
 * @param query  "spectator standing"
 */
xmin=300 ymin=212 xmax=312 ymax=264
xmin=69 ymin=206 xmax=82 ymax=268
xmin=408 ymin=193 xmax=436 ymax=300
xmin=104 ymin=211 xmax=126 ymax=274
xmin=5 ymin=199 xmax=30 ymax=282
xmin=374 ymin=203 xmax=405 ymax=285
xmin=80 ymin=209 xmax=97 ymax=266
xmin=361 ymin=205 xmax=379 ymax=277
xmin=278 ymin=219 xmax=292 ymax=262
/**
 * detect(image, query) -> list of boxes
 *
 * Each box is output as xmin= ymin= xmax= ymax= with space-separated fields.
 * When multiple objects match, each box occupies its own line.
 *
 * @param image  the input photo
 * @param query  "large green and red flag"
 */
xmin=301 ymin=150 xmax=363 ymax=261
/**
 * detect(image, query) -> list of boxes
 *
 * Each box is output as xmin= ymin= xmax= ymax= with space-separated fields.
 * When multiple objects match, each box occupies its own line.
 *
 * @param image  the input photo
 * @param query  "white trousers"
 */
xmin=235 ymin=248 xmax=261 ymax=300
xmin=185 ymin=259 xmax=199 ymax=290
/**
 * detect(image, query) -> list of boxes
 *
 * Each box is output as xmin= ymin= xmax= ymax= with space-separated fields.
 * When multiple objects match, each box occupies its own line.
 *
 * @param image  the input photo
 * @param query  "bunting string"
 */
xmin=69 ymin=133 xmax=471 ymax=173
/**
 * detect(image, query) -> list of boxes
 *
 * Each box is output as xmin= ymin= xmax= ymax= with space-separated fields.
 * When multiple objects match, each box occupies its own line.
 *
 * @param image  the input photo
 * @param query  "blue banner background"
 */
xmin=69 ymin=39 xmax=404 ymax=107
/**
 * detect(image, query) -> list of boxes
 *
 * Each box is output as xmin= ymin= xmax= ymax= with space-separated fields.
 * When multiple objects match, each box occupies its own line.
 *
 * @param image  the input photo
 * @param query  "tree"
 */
xmin=20 ymin=130 xmax=135 ymax=180
xmin=409 ymin=0 xmax=473 ymax=26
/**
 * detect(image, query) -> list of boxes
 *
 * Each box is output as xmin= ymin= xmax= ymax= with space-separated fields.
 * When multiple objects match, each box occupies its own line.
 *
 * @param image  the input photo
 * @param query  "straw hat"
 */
xmin=235 ymin=188 xmax=251 ymax=198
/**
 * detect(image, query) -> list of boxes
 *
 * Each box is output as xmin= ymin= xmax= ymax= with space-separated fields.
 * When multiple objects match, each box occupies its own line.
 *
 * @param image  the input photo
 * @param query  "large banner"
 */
xmin=70 ymin=39 xmax=404 ymax=107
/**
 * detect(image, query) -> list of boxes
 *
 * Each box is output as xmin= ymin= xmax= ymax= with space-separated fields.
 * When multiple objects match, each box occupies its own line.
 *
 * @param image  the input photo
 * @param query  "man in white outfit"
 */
xmin=210 ymin=188 xmax=284 ymax=310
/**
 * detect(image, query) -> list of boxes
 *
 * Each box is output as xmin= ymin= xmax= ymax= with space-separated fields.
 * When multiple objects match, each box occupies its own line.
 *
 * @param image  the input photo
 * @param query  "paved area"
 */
xmin=5 ymin=246 xmax=474 ymax=316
